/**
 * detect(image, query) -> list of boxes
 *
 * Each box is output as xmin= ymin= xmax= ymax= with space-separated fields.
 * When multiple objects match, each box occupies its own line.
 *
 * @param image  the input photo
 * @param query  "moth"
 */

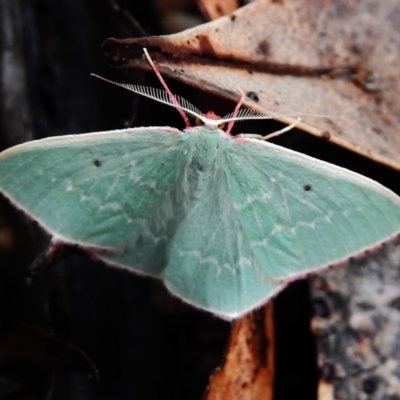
xmin=1 ymin=49 xmax=400 ymax=319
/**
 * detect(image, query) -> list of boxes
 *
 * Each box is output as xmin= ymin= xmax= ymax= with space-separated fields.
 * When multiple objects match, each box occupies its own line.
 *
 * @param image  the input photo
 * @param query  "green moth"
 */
xmin=1 ymin=50 xmax=400 ymax=319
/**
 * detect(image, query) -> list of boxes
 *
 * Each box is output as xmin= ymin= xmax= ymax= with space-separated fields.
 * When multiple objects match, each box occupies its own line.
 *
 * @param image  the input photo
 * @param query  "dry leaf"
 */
xmin=102 ymin=0 xmax=400 ymax=171
xmin=205 ymin=304 xmax=274 ymax=400
xmin=197 ymin=0 xmax=239 ymax=21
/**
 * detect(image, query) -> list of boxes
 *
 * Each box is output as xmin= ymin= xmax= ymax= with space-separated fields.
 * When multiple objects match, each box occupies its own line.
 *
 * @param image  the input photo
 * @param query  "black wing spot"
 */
xmin=246 ymin=91 xmax=259 ymax=102
xmin=93 ymin=159 xmax=101 ymax=167
xmin=303 ymin=184 xmax=312 ymax=191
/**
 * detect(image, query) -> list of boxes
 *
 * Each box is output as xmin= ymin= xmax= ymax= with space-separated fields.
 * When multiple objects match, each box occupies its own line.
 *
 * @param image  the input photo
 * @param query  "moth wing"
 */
xmin=162 ymin=137 xmax=400 ymax=318
xmin=163 ymin=157 xmax=281 ymax=318
xmin=224 ymin=138 xmax=400 ymax=280
xmin=0 ymin=127 xmax=190 ymax=263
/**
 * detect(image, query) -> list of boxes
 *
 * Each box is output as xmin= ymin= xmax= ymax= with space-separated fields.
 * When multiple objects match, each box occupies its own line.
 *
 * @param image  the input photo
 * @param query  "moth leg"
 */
xmin=143 ymin=48 xmax=191 ymax=128
xmin=240 ymin=117 xmax=301 ymax=141
xmin=26 ymin=239 xmax=69 ymax=282
xmin=226 ymin=88 xmax=246 ymax=134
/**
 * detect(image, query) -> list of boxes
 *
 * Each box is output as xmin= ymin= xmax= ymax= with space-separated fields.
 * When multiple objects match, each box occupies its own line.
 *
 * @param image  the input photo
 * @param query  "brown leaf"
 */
xmin=102 ymin=0 xmax=400 ymax=171
xmin=197 ymin=0 xmax=239 ymax=21
xmin=205 ymin=304 xmax=274 ymax=400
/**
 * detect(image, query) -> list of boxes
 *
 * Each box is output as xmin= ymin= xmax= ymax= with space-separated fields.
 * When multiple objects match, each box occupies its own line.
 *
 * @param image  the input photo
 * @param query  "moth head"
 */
xmin=196 ymin=112 xmax=226 ymax=130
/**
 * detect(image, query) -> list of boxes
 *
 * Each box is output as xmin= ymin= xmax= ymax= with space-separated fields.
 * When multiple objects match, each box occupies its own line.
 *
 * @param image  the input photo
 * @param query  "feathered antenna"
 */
xmin=91 ymin=74 xmax=202 ymax=121
xmin=92 ymin=48 xmax=328 ymax=138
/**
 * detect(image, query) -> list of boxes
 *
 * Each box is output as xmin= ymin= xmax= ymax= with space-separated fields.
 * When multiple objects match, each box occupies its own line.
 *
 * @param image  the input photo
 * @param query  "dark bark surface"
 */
xmin=311 ymin=238 xmax=400 ymax=399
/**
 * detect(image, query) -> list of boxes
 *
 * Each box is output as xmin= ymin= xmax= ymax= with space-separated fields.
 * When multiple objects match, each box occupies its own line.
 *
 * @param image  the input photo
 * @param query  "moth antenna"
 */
xmin=221 ymin=108 xmax=329 ymax=124
xmin=203 ymin=108 xmax=328 ymax=135
xmin=92 ymin=48 xmax=213 ymax=127
xmin=91 ymin=74 xmax=203 ymax=122
xmin=142 ymin=48 xmax=191 ymax=127
xmin=226 ymin=88 xmax=246 ymax=134
xmin=209 ymin=88 xmax=329 ymax=134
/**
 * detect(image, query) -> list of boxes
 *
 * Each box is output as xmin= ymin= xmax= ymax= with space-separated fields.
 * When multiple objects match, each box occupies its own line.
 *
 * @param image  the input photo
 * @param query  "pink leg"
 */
xmin=143 ymin=48 xmax=191 ymax=128
xmin=226 ymin=89 xmax=246 ymax=134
